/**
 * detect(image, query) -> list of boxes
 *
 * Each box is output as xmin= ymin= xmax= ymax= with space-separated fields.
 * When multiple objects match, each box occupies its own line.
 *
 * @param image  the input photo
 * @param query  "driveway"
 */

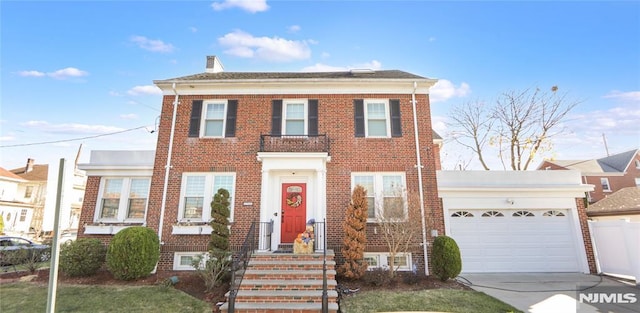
xmin=458 ymin=273 xmax=639 ymax=313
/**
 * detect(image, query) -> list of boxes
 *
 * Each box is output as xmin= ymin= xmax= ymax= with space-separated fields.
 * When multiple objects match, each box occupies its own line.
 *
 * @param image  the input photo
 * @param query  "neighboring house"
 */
xmin=587 ymin=186 xmax=640 ymax=221
xmin=537 ymin=149 xmax=640 ymax=203
xmin=438 ymin=170 xmax=596 ymax=273
xmin=0 ymin=166 xmax=33 ymax=234
xmin=78 ymin=56 xmax=444 ymax=273
xmin=10 ymin=159 xmax=48 ymax=235
xmin=9 ymin=158 xmax=87 ymax=237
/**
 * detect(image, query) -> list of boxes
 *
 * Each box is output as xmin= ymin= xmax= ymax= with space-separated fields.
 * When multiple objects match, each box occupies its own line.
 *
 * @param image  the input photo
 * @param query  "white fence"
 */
xmin=588 ymin=220 xmax=640 ymax=285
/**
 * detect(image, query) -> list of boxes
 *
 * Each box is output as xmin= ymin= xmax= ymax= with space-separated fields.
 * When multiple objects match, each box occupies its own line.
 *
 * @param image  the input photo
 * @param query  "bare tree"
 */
xmin=448 ymin=86 xmax=579 ymax=170
xmin=376 ymin=192 xmax=422 ymax=278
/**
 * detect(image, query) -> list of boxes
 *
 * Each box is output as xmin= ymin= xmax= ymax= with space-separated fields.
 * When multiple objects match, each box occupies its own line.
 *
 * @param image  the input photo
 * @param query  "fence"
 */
xmin=588 ymin=220 xmax=640 ymax=285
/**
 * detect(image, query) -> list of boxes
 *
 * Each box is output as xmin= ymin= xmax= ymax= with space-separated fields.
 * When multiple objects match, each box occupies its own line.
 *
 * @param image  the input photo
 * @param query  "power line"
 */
xmin=0 ymin=126 xmax=150 ymax=148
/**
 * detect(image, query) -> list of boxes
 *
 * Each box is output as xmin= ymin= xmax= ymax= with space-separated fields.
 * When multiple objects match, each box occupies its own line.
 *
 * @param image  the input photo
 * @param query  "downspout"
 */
xmin=158 ymin=82 xmax=179 ymax=244
xmin=411 ymin=81 xmax=430 ymax=275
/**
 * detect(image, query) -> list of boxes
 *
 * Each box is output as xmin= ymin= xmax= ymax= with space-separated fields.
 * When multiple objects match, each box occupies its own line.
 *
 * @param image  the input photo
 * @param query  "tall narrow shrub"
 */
xmin=431 ymin=235 xmax=462 ymax=281
xmin=338 ymin=185 xmax=368 ymax=279
xmin=209 ymin=188 xmax=231 ymax=252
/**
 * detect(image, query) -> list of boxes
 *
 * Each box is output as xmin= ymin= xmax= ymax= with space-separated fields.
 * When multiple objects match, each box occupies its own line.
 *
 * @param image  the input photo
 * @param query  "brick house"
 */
xmin=537 ymin=149 xmax=640 ymax=203
xmin=78 ymin=56 xmax=444 ymax=273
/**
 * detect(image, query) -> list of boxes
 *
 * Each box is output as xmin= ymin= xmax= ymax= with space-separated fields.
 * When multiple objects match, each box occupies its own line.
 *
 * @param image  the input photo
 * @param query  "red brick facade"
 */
xmin=575 ymin=197 xmax=597 ymax=273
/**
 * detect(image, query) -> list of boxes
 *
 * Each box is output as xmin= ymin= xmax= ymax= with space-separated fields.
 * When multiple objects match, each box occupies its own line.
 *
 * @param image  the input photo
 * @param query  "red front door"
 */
xmin=281 ymin=183 xmax=307 ymax=243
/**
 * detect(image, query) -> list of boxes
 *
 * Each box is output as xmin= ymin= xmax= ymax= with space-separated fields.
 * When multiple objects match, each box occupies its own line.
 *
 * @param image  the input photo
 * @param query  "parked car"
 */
xmin=0 ymin=236 xmax=51 ymax=266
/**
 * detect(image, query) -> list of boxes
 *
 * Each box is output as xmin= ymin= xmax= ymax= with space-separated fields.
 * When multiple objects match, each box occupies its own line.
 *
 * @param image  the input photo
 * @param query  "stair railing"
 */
xmin=228 ymin=221 xmax=257 ymax=313
xmin=321 ymin=218 xmax=328 ymax=313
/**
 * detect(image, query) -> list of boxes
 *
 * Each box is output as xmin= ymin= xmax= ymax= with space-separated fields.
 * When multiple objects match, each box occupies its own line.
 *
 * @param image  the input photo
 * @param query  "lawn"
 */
xmin=0 ymin=282 xmax=212 ymax=313
xmin=339 ymin=289 xmax=522 ymax=313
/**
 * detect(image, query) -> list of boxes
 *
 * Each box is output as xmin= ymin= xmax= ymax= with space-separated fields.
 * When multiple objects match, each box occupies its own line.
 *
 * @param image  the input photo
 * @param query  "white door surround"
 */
xmin=257 ymin=152 xmax=329 ymax=250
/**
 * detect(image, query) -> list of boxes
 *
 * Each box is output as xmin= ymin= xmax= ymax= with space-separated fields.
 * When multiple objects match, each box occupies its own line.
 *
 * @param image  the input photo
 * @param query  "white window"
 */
xmin=635 ymin=159 xmax=640 ymax=169
xmin=352 ymin=172 xmax=406 ymax=221
xmin=19 ymin=209 xmax=27 ymax=222
xmin=283 ymin=100 xmax=307 ymax=135
xmin=96 ymin=177 xmax=150 ymax=223
xmin=173 ymin=252 xmax=205 ymax=271
xmin=202 ymin=100 xmax=228 ymax=137
xmin=365 ymin=99 xmax=390 ymax=137
xmin=178 ymin=172 xmax=236 ymax=223
xmin=635 ymin=177 xmax=640 ymax=187
xmin=24 ymin=186 xmax=33 ymax=198
xmin=363 ymin=252 xmax=412 ymax=271
xmin=600 ymin=178 xmax=611 ymax=192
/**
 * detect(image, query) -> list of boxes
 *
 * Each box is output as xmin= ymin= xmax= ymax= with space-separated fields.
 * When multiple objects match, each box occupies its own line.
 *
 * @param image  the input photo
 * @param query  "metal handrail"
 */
xmin=259 ymin=134 xmax=330 ymax=154
xmin=227 ymin=221 xmax=257 ymax=313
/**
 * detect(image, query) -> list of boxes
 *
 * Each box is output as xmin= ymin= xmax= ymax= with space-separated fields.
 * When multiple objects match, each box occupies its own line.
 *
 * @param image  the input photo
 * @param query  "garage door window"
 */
xmin=481 ymin=210 xmax=504 ymax=217
xmin=451 ymin=211 xmax=474 ymax=217
xmin=543 ymin=210 xmax=565 ymax=217
xmin=513 ymin=210 xmax=534 ymax=217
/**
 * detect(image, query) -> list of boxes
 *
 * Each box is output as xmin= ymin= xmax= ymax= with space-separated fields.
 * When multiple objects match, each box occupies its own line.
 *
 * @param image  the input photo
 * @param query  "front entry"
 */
xmin=281 ymin=183 xmax=307 ymax=243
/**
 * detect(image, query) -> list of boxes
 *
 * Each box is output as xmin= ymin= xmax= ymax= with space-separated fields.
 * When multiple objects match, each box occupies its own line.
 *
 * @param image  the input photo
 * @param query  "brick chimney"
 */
xmin=205 ymin=56 xmax=224 ymax=73
xmin=26 ymin=158 xmax=34 ymax=173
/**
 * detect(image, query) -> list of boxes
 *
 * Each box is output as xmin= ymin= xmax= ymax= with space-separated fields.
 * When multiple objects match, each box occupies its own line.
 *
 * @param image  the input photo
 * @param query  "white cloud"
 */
xmin=18 ymin=70 xmax=45 ymax=77
xmin=48 ymin=67 xmax=89 ymax=79
xmin=218 ymin=30 xmax=312 ymax=62
xmin=429 ymin=79 xmax=471 ymax=103
xmin=109 ymin=91 xmax=122 ymax=97
xmin=211 ymin=0 xmax=269 ymax=13
xmin=0 ymin=135 xmax=16 ymax=141
xmin=288 ymin=25 xmax=301 ymax=33
xmin=120 ymin=113 xmax=138 ymax=120
xmin=428 ymin=37 xmax=436 ymax=42
xmin=321 ymin=52 xmax=330 ymax=59
xmin=603 ymin=90 xmax=640 ymax=103
xmin=189 ymin=27 xmax=198 ymax=33
xmin=127 ymin=85 xmax=162 ymax=96
xmin=130 ymin=35 xmax=175 ymax=53
xmin=301 ymin=60 xmax=382 ymax=72
xmin=21 ymin=121 xmax=125 ymax=134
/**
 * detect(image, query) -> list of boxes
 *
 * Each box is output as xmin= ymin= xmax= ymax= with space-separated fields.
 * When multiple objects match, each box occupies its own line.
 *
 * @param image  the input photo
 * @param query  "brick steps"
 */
xmin=220 ymin=250 xmax=338 ymax=313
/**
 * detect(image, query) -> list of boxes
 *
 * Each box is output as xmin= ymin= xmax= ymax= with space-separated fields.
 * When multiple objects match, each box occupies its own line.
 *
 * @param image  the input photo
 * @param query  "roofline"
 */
xmin=587 ymin=209 xmax=640 ymax=217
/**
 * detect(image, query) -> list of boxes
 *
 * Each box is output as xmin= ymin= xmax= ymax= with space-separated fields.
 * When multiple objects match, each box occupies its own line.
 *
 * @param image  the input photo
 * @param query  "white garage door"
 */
xmin=448 ymin=209 xmax=581 ymax=272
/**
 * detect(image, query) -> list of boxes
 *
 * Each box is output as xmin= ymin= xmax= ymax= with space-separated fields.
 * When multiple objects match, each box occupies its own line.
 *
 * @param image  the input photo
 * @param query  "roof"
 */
xmin=0 ymin=167 xmax=25 ymax=181
xmin=587 ymin=187 xmax=640 ymax=216
xmin=10 ymin=164 xmax=49 ymax=181
xmin=540 ymin=149 xmax=639 ymax=173
xmin=156 ymin=70 xmax=428 ymax=83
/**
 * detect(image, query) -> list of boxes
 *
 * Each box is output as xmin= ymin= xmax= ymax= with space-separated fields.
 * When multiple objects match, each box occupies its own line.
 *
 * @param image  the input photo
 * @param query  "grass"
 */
xmin=339 ymin=289 xmax=522 ymax=313
xmin=0 ymin=282 xmax=212 ymax=313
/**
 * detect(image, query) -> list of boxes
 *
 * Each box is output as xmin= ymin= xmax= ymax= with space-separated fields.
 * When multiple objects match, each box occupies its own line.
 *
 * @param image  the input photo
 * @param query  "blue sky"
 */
xmin=1 ymin=0 xmax=639 ymax=170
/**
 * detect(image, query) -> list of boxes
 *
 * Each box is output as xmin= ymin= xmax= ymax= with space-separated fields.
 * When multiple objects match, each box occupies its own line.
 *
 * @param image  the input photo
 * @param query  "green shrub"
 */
xmin=430 ymin=235 xmax=462 ymax=281
xmin=60 ymin=238 xmax=106 ymax=277
xmin=209 ymin=188 xmax=231 ymax=252
xmin=106 ymin=226 xmax=160 ymax=280
xmin=191 ymin=252 xmax=231 ymax=291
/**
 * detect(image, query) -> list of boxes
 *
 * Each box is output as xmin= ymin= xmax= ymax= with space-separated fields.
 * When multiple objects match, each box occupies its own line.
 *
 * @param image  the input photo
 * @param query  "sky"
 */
xmin=1 ymin=0 xmax=639 ymax=171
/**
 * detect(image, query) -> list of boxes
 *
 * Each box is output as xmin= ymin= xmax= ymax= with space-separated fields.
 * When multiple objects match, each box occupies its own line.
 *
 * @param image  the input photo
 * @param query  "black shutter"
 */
xmin=188 ymin=100 xmax=203 ymax=137
xmin=271 ymin=100 xmax=283 ymax=136
xmin=390 ymin=99 xmax=402 ymax=137
xmin=308 ymin=99 xmax=318 ymax=136
xmin=225 ymin=100 xmax=238 ymax=137
xmin=354 ymin=99 xmax=365 ymax=137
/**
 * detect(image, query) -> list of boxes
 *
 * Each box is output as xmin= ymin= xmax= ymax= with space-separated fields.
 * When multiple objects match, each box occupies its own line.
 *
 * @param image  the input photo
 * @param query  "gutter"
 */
xmin=157 ymin=83 xmax=179 ymax=244
xmin=411 ymin=81 xmax=430 ymax=275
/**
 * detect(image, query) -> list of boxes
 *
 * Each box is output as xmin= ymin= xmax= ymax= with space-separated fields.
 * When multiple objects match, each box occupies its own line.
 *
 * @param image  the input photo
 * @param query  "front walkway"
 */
xmin=459 ymin=273 xmax=639 ymax=313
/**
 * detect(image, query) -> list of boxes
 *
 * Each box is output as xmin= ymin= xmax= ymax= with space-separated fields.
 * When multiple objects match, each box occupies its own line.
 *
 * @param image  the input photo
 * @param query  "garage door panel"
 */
xmin=449 ymin=209 xmax=580 ymax=273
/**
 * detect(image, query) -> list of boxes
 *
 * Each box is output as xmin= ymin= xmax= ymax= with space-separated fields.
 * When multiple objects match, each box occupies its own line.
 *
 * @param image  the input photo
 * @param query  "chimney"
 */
xmin=26 ymin=158 xmax=34 ymax=173
xmin=205 ymin=56 xmax=224 ymax=73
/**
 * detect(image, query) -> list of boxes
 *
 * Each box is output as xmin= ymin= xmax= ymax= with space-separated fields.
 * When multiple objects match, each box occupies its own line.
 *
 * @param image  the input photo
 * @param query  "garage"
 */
xmin=448 ymin=208 xmax=581 ymax=272
xmin=437 ymin=170 xmax=594 ymax=274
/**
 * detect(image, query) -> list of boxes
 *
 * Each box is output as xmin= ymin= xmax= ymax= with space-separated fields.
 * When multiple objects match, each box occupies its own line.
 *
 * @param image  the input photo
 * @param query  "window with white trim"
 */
xmin=24 ymin=186 xmax=33 ymax=198
xmin=365 ymin=99 xmax=390 ymax=137
xmin=600 ymin=178 xmax=611 ymax=192
xmin=635 ymin=159 xmax=640 ymax=169
xmin=363 ymin=252 xmax=412 ymax=271
xmin=178 ymin=172 xmax=236 ymax=223
xmin=283 ymin=100 xmax=307 ymax=135
xmin=202 ymin=100 xmax=227 ymax=137
xmin=96 ymin=177 xmax=150 ymax=222
xmin=173 ymin=252 xmax=206 ymax=271
xmin=635 ymin=177 xmax=640 ymax=187
xmin=19 ymin=209 xmax=27 ymax=222
xmin=352 ymin=172 xmax=406 ymax=221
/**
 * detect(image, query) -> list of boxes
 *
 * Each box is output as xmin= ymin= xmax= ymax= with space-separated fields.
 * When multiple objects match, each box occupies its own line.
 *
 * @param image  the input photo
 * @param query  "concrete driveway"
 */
xmin=458 ymin=273 xmax=639 ymax=313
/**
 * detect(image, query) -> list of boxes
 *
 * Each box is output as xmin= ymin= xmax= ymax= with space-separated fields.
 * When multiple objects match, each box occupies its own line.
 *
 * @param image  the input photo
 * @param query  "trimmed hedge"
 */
xmin=59 ymin=238 xmax=106 ymax=277
xmin=430 ymin=235 xmax=462 ymax=281
xmin=106 ymin=226 xmax=160 ymax=280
